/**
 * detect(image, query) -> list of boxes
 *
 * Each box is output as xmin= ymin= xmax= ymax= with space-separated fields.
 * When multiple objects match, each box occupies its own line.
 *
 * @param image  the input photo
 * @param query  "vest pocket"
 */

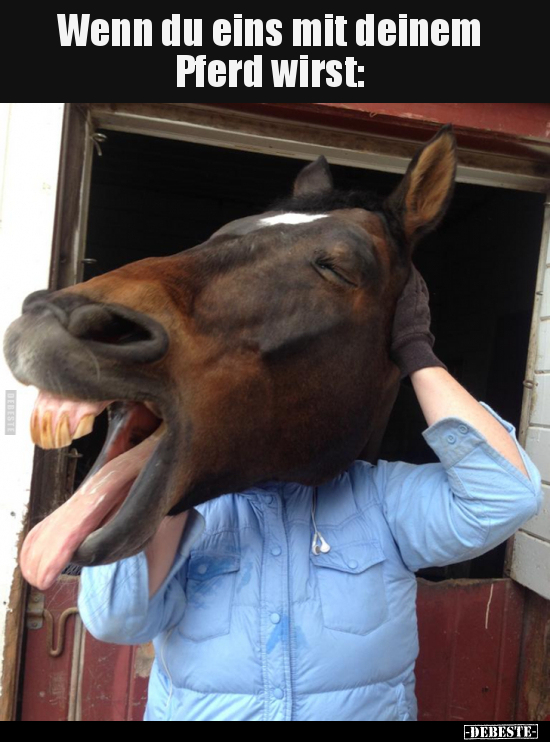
xmin=310 ymin=540 xmax=389 ymax=635
xmin=178 ymin=551 xmax=241 ymax=641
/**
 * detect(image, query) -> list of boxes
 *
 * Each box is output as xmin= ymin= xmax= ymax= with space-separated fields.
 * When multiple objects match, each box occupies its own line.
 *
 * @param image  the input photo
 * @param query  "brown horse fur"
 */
xmin=3 ymin=125 xmax=457 ymax=570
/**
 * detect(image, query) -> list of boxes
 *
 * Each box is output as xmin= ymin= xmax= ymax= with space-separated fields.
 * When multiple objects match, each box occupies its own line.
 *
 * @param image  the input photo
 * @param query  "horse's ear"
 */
xmin=293 ymin=156 xmax=334 ymax=197
xmin=385 ymin=125 xmax=456 ymax=249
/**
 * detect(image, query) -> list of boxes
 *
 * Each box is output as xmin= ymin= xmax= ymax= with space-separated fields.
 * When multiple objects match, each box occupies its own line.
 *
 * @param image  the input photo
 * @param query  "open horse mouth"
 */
xmin=20 ymin=390 xmax=166 ymax=590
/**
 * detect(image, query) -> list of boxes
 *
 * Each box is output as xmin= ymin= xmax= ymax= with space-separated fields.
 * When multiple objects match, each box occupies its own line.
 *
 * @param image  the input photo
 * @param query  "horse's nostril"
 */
xmin=66 ymin=303 xmax=169 ymax=363
xmin=68 ymin=305 xmax=150 ymax=344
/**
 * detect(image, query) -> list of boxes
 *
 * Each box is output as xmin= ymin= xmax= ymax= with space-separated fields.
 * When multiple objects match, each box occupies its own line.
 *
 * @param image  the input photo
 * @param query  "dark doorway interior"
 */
xmin=73 ymin=129 xmax=544 ymax=580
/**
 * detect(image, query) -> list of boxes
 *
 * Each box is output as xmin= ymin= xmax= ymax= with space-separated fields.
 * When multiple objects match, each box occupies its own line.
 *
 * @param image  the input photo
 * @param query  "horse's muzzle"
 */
xmin=20 ymin=290 xmax=169 ymax=364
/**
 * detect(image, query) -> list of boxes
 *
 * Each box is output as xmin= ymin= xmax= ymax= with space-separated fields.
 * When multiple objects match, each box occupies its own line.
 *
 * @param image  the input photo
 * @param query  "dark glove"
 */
xmin=390 ymin=265 xmax=447 ymax=379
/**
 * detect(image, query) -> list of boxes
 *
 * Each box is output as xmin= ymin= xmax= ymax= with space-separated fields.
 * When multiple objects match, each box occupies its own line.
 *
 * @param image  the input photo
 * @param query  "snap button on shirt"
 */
xmin=458 ymin=424 xmax=469 ymax=435
xmin=446 ymin=433 xmax=456 ymax=444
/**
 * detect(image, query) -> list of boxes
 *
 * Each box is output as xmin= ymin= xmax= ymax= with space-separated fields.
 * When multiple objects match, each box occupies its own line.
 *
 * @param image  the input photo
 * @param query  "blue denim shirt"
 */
xmin=78 ymin=402 xmax=542 ymax=721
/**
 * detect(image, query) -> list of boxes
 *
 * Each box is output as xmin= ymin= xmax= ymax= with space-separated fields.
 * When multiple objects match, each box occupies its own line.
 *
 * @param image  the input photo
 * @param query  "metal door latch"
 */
xmin=26 ymin=588 xmax=79 ymax=657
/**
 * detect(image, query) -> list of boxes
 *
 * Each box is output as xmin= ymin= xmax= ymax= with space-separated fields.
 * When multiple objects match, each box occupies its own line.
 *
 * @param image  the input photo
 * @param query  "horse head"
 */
xmin=3 ymin=126 xmax=456 ymax=588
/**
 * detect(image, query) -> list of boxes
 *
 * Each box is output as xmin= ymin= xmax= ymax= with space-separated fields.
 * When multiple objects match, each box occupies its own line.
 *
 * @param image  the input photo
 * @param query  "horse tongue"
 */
xmin=19 ymin=424 xmax=165 ymax=591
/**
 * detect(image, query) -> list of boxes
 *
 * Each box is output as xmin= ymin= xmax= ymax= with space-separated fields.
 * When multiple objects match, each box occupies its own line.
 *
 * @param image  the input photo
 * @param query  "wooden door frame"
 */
xmin=1 ymin=103 xmax=93 ymax=721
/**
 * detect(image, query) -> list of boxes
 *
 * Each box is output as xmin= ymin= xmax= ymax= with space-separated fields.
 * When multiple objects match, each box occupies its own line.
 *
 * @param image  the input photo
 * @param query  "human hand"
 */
xmin=390 ymin=265 xmax=447 ymax=379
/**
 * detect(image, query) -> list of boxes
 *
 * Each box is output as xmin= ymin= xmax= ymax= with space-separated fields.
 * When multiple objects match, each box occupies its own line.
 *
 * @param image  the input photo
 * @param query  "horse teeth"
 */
xmin=29 ymin=392 xmax=114 ymax=451
xmin=31 ymin=411 xmax=96 ymax=449
xmin=30 ymin=410 xmax=41 ymax=446
xmin=40 ymin=410 xmax=55 ymax=449
xmin=54 ymin=415 xmax=72 ymax=448
xmin=73 ymin=414 xmax=95 ymax=441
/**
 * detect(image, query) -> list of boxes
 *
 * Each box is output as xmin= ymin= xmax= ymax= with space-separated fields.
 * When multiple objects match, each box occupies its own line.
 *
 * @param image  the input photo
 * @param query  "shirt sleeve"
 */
xmin=366 ymin=402 xmax=543 ymax=573
xmin=77 ymin=507 xmax=206 ymax=645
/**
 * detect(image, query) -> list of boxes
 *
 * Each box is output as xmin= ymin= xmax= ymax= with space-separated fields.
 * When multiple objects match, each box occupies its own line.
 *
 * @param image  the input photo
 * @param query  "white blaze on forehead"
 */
xmin=210 ymin=211 xmax=330 ymax=238
xmin=260 ymin=213 xmax=328 ymax=226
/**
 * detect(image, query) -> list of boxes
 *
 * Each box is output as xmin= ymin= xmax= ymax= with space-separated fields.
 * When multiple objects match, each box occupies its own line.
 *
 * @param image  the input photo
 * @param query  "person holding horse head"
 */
xmin=6 ymin=126 xmax=542 ymax=721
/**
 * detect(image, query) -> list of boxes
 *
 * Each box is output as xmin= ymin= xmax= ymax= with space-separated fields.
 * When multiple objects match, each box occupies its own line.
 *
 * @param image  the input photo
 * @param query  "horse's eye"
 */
xmin=316 ymin=259 xmax=340 ymax=275
xmin=313 ymin=259 xmax=357 ymax=287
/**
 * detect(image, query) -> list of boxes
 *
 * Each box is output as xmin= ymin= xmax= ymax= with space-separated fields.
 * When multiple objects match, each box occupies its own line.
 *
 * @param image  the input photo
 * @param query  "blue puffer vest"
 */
xmin=78 ymin=404 xmax=542 ymax=721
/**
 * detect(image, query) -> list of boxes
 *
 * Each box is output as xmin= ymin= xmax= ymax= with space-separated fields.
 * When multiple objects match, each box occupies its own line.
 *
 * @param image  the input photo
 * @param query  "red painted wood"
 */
xmin=20 ymin=576 xmax=80 ymax=721
xmin=416 ymin=578 xmax=525 ymax=722
xmin=515 ymin=589 xmax=550 ymax=721
xmin=217 ymin=103 xmax=550 ymax=144
xmin=214 ymin=103 xmax=550 ymax=163
xmin=80 ymin=637 xmax=148 ymax=721
xmin=19 ymin=575 xmax=148 ymax=721
xmin=314 ymin=103 xmax=550 ymax=142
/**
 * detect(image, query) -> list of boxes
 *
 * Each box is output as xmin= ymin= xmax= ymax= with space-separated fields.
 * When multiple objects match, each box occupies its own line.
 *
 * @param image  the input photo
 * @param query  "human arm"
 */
xmin=411 ymin=366 xmax=529 ymax=478
xmin=145 ymin=511 xmax=190 ymax=598
xmin=367 ymin=402 xmax=542 ymax=572
xmin=374 ymin=265 xmax=543 ymax=571
xmin=77 ymin=508 xmax=205 ymax=645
